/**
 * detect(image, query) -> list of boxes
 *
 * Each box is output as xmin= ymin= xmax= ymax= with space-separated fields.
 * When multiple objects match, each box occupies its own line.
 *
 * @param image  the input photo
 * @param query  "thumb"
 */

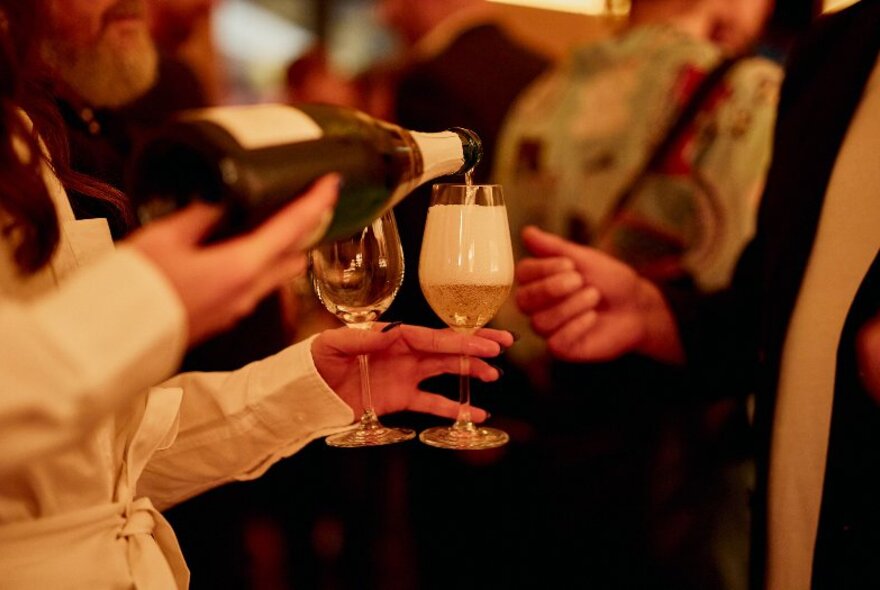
xmin=244 ymin=173 xmax=340 ymax=258
xmin=521 ymin=225 xmax=581 ymax=258
xmin=162 ymin=202 xmax=225 ymax=245
xmin=522 ymin=225 xmax=616 ymax=276
xmin=523 ymin=225 xmax=603 ymax=274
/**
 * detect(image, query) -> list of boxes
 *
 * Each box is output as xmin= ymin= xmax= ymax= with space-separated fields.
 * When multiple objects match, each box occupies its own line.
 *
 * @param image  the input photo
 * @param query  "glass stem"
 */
xmin=358 ymin=353 xmax=382 ymax=431
xmin=453 ymin=354 xmax=475 ymax=432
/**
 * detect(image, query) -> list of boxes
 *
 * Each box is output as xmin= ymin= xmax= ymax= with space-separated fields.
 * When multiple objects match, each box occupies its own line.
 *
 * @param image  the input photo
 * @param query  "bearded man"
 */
xmin=42 ymin=0 xmax=206 ymax=236
xmin=40 ymin=0 xmax=292 ymax=367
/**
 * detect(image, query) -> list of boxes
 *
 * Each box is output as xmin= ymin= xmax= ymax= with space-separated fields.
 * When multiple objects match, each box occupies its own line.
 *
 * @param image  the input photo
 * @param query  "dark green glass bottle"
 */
xmin=129 ymin=103 xmax=482 ymax=243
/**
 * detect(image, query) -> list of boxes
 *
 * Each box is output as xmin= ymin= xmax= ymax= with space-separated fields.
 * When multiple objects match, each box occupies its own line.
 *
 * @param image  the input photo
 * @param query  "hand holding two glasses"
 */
xmin=309 ymin=183 xmax=513 ymax=450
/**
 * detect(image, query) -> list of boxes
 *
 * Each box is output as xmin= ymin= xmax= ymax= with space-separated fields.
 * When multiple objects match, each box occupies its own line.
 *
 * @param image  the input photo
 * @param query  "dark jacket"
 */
xmin=668 ymin=1 xmax=880 ymax=586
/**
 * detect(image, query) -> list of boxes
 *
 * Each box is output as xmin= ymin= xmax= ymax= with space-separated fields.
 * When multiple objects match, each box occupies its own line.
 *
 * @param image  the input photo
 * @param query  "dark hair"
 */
xmin=0 ymin=0 xmax=133 ymax=274
xmin=0 ymin=2 xmax=60 ymax=273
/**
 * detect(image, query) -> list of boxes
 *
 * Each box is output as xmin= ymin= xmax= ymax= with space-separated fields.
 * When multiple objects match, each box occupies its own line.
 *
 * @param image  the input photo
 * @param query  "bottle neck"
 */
xmin=410 ymin=130 xmax=466 ymax=186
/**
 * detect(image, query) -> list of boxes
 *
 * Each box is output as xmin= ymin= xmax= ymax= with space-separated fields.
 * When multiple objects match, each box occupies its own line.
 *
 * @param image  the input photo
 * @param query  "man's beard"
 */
xmin=43 ymin=26 xmax=159 ymax=109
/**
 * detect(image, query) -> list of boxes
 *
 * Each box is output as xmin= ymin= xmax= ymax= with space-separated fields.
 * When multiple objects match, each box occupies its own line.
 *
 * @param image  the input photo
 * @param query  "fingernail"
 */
xmin=381 ymin=321 xmax=403 ymax=333
xmin=485 ymin=412 xmax=492 ymax=420
xmin=491 ymin=364 xmax=505 ymax=377
xmin=320 ymin=172 xmax=342 ymax=189
xmin=510 ymin=331 xmax=521 ymax=342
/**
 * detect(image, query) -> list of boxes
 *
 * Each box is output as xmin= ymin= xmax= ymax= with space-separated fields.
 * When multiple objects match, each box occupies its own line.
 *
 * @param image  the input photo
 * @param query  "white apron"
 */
xmin=0 ymin=386 xmax=190 ymax=589
xmin=0 ymin=124 xmax=354 ymax=588
xmin=0 ymin=160 xmax=190 ymax=587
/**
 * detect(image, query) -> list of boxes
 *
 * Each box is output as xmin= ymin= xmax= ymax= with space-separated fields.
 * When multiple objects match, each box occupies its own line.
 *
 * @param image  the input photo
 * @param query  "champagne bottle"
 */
xmin=129 ymin=103 xmax=482 ymax=243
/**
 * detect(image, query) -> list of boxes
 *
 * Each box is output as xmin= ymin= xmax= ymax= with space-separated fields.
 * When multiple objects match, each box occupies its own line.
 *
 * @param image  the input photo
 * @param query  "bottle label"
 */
xmin=410 ymin=131 xmax=465 ymax=185
xmin=182 ymin=104 xmax=324 ymax=150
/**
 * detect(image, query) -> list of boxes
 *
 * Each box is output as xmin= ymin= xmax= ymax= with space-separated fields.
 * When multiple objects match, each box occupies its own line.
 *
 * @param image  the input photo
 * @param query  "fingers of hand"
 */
xmin=401 ymin=325 xmax=502 ymax=357
xmin=520 ymin=226 xmax=620 ymax=282
xmin=241 ymin=173 xmax=340 ymax=261
xmin=418 ymin=355 xmax=501 ymax=382
xmin=318 ymin=324 xmax=398 ymax=356
xmin=530 ymin=286 xmax=601 ymax=336
xmin=516 ymin=256 xmax=575 ymax=284
xmin=515 ymin=271 xmax=584 ymax=314
xmin=156 ymin=202 xmax=225 ymax=245
xmin=467 ymin=357 xmax=501 ymax=381
xmin=247 ymin=254 xmax=309 ymax=303
xmin=473 ymin=327 xmax=515 ymax=349
xmin=545 ymin=310 xmax=600 ymax=361
xmin=521 ymin=225 xmax=579 ymax=258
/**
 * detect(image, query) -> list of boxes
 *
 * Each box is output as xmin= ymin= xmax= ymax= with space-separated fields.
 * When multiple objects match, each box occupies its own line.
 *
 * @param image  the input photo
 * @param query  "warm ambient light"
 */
xmin=487 ymin=0 xmax=628 ymax=16
xmin=823 ymin=0 xmax=859 ymax=12
xmin=494 ymin=0 xmax=858 ymax=16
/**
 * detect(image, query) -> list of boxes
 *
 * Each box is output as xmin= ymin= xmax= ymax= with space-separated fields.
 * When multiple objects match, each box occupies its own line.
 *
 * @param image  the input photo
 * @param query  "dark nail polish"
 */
xmin=381 ymin=320 xmax=404 ymax=332
xmin=510 ymin=331 xmax=521 ymax=342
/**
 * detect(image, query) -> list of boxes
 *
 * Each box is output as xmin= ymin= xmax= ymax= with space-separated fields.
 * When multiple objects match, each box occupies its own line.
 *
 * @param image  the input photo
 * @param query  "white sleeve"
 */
xmin=138 ymin=336 xmax=355 ymax=510
xmin=0 ymin=247 xmax=187 ymax=475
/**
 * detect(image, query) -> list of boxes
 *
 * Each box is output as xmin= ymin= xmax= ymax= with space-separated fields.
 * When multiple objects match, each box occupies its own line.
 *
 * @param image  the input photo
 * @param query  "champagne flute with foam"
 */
xmin=418 ymin=183 xmax=514 ymax=450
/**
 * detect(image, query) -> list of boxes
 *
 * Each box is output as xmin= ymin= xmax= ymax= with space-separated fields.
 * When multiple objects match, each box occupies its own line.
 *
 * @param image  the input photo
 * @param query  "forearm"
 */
xmin=138 ymin=336 xmax=354 ymax=510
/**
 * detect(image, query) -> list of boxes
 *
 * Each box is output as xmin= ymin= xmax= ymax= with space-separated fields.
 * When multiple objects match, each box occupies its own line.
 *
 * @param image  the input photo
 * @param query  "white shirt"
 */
xmin=0 ymin=125 xmax=355 ymax=588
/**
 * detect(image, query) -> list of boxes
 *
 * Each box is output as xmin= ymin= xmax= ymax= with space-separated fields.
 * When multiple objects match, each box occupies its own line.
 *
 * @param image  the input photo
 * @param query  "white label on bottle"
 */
xmin=183 ymin=104 xmax=323 ymax=150
xmin=411 ymin=131 xmax=465 ymax=183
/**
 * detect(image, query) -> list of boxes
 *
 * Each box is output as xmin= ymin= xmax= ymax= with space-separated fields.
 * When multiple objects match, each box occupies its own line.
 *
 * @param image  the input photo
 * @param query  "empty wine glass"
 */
xmin=309 ymin=210 xmax=415 ymax=447
xmin=418 ymin=183 xmax=514 ymax=450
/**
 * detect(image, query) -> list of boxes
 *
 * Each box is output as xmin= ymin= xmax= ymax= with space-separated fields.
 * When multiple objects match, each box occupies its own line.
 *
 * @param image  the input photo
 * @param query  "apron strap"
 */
xmin=0 ymin=497 xmax=189 ymax=589
xmin=122 ymin=496 xmax=191 ymax=590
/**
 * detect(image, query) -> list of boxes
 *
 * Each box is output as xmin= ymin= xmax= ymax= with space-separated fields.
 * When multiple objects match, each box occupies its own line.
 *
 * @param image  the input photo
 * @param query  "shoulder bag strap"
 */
xmin=594 ymin=54 xmax=742 ymax=240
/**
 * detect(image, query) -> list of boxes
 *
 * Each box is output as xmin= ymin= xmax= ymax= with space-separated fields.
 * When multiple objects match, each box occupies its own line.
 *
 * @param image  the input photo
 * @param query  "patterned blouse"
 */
xmin=495 ymin=24 xmax=781 ymax=291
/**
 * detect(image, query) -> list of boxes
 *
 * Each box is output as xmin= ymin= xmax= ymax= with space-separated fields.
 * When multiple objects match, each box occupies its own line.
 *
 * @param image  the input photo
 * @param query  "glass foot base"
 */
xmin=325 ymin=426 xmax=415 ymax=448
xmin=419 ymin=425 xmax=509 ymax=450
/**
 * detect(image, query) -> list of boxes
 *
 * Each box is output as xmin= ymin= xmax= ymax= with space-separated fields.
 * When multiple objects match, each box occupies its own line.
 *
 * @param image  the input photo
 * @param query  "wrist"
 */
xmin=634 ymin=277 xmax=685 ymax=364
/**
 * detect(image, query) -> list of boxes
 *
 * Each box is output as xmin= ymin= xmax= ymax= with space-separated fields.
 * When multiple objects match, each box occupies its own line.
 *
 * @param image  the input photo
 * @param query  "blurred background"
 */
xmin=187 ymin=0 xmax=620 ymax=105
xmin=188 ymin=0 xmax=856 ymax=106
xmin=150 ymin=1 xmax=859 ymax=589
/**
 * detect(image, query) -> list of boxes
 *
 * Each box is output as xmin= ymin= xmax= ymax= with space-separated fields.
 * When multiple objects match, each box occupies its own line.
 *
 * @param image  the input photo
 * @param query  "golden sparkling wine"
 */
xmin=420 ymin=283 xmax=511 ymax=332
